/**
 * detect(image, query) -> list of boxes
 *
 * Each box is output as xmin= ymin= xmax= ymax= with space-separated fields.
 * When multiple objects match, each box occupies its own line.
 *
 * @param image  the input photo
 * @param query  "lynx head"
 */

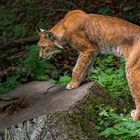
xmin=37 ymin=28 xmax=63 ymax=58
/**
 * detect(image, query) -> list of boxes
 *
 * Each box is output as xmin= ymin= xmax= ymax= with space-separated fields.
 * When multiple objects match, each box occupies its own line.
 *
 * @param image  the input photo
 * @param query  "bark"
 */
xmin=0 ymin=81 xmax=133 ymax=140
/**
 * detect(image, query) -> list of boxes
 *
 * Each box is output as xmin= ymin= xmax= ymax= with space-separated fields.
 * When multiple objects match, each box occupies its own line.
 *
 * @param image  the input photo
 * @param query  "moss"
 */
xmin=64 ymin=83 xmax=133 ymax=139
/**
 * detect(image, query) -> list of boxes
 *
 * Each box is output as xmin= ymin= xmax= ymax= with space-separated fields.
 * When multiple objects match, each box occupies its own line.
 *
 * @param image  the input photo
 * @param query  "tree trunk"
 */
xmin=0 ymin=81 xmax=133 ymax=140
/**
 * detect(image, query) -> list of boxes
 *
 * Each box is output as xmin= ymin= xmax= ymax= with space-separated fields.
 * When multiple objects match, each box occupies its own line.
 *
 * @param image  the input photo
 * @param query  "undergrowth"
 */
xmin=0 ymin=45 xmax=71 ymax=94
xmin=0 ymin=51 xmax=130 ymax=97
xmin=89 ymin=55 xmax=130 ymax=98
xmin=0 ymin=0 xmax=42 ymax=41
xmin=97 ymin=105 xmax=140 ymax=140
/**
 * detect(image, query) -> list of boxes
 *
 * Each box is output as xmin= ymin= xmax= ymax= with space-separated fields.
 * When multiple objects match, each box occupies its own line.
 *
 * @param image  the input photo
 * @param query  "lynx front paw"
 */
xmin=66 ymin=81 xmax=80 ymax=90
xmin=131 ymin=109 xmax=140 ymax=121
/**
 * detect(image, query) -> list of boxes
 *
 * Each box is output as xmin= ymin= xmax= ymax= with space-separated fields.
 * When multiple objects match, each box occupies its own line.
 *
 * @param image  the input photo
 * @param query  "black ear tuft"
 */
xmin=45 ymin=31 xmax=55 ymax=40
xmin=36 ymin=26 xmax=40 ymax=33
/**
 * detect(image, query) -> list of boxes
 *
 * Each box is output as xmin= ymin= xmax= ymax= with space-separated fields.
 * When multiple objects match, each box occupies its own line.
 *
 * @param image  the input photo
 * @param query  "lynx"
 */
xmin=37 ymin=10 xmax=140 ymax=121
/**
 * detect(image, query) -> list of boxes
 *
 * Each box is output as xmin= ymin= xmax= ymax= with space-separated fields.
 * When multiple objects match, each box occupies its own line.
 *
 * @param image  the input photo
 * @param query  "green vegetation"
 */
xmin=89 ymin=55 xmax=130 ymax=98
xmin=71 ymin=93 xmax=139 ymax=140
xmin=58 ymin=75 xmax=71 ymax=86
xmin=1 ymin=0 xmax=140 ymax=139
xmin=98 ymin=105 xmax=140 ymax=140
xmin=0 ymin=45 xmax=72 ymax=94
xmin=17 ymin=45 xmax=57 ymax=82
xmin=0 ymin=76 xmax=19 ymax=94
xmin=0 ymin=0 xmax=42 ymax=41
xmin=0 ymin=45 xmax=59 ymax=94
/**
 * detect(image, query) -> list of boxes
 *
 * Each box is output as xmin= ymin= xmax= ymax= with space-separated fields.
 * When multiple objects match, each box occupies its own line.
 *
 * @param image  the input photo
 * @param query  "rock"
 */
xmin=0 ymin=81 xmax=132 ymax=139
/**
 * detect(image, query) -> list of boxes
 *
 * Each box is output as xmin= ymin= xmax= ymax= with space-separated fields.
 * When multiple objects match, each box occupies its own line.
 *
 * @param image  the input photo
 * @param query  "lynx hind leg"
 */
xmin=126 ymin=66 xmax=140 ymax=121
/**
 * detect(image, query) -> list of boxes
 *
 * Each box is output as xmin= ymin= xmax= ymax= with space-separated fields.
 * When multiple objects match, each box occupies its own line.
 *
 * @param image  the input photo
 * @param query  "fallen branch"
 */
xmin=0 ymin=36 xmax=39 ymax=50
xmin=7 ymin=51 xmax=25 ymax=61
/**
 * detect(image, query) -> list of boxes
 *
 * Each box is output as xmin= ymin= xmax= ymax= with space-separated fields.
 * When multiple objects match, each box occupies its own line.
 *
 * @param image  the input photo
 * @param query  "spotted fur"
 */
xmin=38 ymin=10 xmax=140 ymax=121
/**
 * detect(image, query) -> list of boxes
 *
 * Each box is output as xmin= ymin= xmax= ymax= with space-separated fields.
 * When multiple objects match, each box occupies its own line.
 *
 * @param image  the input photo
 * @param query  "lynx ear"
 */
xmin=36 ymin=26 xmax=45 ymax=33
xmin=45 ymin=31 xmax=55 ymax=40
xmin=40 ymin=28 xmax=45 ymax=32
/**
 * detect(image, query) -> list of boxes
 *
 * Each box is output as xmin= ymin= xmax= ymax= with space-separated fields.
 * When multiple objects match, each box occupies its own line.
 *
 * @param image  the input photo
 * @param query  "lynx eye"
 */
xmin=45 ymin=32 xmax=54 ymax=40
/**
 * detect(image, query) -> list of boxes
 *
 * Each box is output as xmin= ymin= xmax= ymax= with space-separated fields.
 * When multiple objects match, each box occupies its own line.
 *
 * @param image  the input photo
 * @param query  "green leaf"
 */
xmin=122 ymin=6 xmax=134 ymax=12
xmin=59 ymin=75 xmax=71 ymax=85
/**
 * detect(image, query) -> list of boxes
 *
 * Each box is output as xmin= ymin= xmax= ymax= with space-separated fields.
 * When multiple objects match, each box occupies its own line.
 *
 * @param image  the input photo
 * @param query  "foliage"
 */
xmin=0 ymin=0 xmax=41 ymax=41
xmin=17 ymin=45 xmax=53 ymax=81
xmin=89 ymin=55 xmax=130 ymax=98
xmin=58 ymin=75 xmax=71 ymax=86
xmin=0 ymin=9 xmax=16 ymax=40
xmin=97 ymin=105 xmax=140 ymax=140
xmin=97 ymin=6 xmax=112 ymax=16
xmin=0 ymin=76 xmax=19 ymax=94
xmin=13 ymin=25 xmax=28 ymax=38
xmin=0 ymin=45 xmax=72 ymax=94
xmin=0 ymin=45 xmax=59 ymax=94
